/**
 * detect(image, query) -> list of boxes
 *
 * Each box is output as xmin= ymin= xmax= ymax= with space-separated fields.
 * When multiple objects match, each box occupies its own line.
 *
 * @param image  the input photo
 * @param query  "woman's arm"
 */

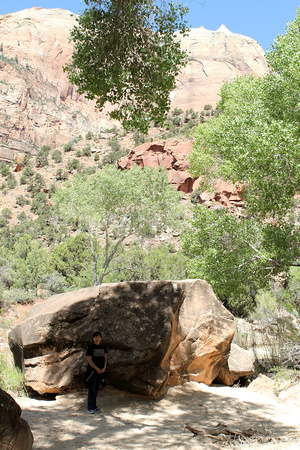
xmin=87 ymin=355 xmax=101 ymax=373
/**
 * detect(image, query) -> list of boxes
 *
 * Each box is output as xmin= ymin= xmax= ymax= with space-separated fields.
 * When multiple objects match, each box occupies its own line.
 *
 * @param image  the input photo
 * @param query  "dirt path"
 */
xmin=14 ymin=381 xmax=300 ymax=449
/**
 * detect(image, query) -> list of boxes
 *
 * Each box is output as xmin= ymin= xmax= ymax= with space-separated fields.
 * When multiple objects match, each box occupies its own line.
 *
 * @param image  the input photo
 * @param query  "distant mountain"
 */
xmin=0 ymin=8 xmax=268 ymax=162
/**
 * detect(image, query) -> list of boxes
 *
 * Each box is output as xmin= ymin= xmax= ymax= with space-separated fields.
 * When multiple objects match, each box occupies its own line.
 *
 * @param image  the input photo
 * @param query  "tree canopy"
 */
xmin=184 ymin=9 xmax=300 ymax=314
xmin=64 ymin=0 xmax=188 ymax=132
xmin=53 ymin=165 xmax=184 ymax=285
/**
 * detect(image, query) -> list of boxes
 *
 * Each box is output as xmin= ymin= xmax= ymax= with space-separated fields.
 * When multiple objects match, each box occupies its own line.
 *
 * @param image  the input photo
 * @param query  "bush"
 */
xmin=42 ymin=272 xmax=68 ymax=296
xmin=82 ymin=145 xmax=91 ymax=157
xmin=0 ymin=353 xmax=24 ymax=393
xmin=6 ymin=172 xmax=17 ymax=189
xmin=41 ymin=145 xmax=51 ymax=155
xmin=102 ymin=148 xmax=128 ymax=166
xmin=56 ymin=169 xmax=68 ymax=181
xmin=35 ymin=152 xmax=48 ymax=168
xmin=0 ymin=162 xmax=9 ymax=177
xmin=16 ymin=195 xmax=30 ymax=207
xmin=108 ymin=136 xmax=121 ymax=152
xmin=1 ymin=208 xmax=12 ymax=221
xmin=67 ymin=158 xmax=81 ymax=172
xmin=31 ymin=191 xmax=48 ymax=214
xmin=17 ymin=211 xmax=27 ymax=222
xmin=94 ymin=153 xmax=100 ymax=161
xmin=85 ymin=131 xmax=93 ymax=140
xmin=52 ymin=149 xmax=62 ymax=163
xmin=64 ymin=142 xmax=74 ymax=152
xmin=20 ymin=166 xmax=34 ymax=185
xmin=82 ymin=166 xmax=97 ymax=176
xmin=2 ymin=288 xmax=36 ymax=305
xmin=35 ymin=145 xmax=51 ymax=167
xmin=172 ymin=107 xmax=184 ymax=117
xmin=75 ymin=150 xmax=82 ymax=157
xmin=27 ymin=173 xmax=45 ymax=197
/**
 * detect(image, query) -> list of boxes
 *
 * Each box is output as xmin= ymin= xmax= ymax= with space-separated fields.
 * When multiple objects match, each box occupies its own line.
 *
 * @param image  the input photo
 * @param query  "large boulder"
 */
xmin=9 ymin=280 xmax=235 ymax=398
xmin=0 ymin=388 xmax=34 ymax=449
xmin=215 ymin=343 xmax=255 ymax=386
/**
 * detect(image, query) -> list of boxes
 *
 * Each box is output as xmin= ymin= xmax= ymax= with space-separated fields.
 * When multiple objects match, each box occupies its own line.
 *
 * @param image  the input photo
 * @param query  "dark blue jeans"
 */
xmin=87 ymin=372 xmax=103 ymax=411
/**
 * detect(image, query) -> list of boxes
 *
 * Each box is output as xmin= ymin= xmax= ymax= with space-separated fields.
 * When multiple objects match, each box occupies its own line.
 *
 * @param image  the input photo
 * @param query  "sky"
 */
xmin=0 ymin=0 xmax=299 ymax=51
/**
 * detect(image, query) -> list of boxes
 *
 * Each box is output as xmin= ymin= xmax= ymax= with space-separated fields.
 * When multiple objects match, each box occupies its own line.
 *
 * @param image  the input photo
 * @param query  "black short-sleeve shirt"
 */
xmin=86 ymin=343 xmax=108 ymax=369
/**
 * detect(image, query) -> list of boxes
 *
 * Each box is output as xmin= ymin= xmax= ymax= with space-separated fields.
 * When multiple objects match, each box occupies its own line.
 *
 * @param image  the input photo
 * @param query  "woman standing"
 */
xmin=85 ymin=331 xmax=108 ymax=414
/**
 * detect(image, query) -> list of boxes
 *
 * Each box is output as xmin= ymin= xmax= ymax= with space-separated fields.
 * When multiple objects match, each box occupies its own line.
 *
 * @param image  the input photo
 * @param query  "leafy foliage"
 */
xmin=64 ymin=0 xmax=189 ymax=132
xmin=187 ymin=10 xmax=300 ymax=313
xmin=53 ymin=165 xmax=184 ymax=284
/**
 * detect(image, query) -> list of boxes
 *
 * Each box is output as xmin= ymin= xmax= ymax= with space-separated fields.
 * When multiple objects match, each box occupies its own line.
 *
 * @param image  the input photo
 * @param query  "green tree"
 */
xmin=186 ymin=11 xmax=300 ymax=312
xmin=51 ymin=149 xmax=63 ymax=163
xmin=7 ymin=234 xmax=52 ymax=290
xmin=51 ymin=234 xmax=93 ymax=287
xmin=64 ymin=0 xmax=188 ymax=132
xmin=53 ymin=165 xmax=184 ymax=285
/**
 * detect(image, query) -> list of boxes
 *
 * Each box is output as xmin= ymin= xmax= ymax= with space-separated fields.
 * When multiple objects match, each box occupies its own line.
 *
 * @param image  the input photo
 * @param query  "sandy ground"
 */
xmin=14 ymin=381 xmax=300 ymax=450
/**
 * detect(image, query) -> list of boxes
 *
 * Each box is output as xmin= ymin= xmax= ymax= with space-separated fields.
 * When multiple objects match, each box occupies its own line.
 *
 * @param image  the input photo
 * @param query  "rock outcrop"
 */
xmin=0 ymin=8 xmax=114 ymax=160
xmin=117 ymin=139 xmax=195 ymax=192
xmin=9 ymin=280 xmax=236 ymax=398
xmin=215 ymin=343 xmax=255 ymax=386
xmin=0 ymin=8 xmax=268 ymax=162
xmin=172 ymin=25 xmax=268 ymax=112
xmin=118 ymin=140 xmax=245 ymax=208
xmin=0 ymin=388 xmax=34 ymax=450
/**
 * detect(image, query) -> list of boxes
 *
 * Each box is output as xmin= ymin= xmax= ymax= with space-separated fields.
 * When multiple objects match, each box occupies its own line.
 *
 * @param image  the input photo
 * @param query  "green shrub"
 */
xmin=41 ymin=145 xmax=51 ymax=155
xmin=108 ymin=136 xmax=121 ymax=152
xmin=6 ymin=172 xmax=17 ymax=189
xmin=67 ymin=158 xmax=81 ymax=172
xmin=172 ymin=107 xmax=183 ymax=117
xmin=94 ymin=153 xmax=100 ymax=161
xmin=20 ymin=166 xmax=34 ymax=185
xmin=85 ymin=131 xmax=93 ymax=140
xmin=2 ymin=288 xmax=36 ymax=305
xmin=17 ymin=211 xmax=27 ymax=222
xmin=102 ymin=148 xmax=128 ymax=166
xmin=56 ymin=169 xmax=68 ymax=181
xmin=0 ymin=162 xmax=9 ymax=177
xmin=0 ymin=353 xmax=24 ymax=393
xmin=31 ymin=191 xmax=48 ymax=214
xmin=75 ymin=150 xmax=82 ymax=158
xmin=16 ymin=195 xmax=30 ymax=207
xmin=0 ymin=218 xmax=7 ymax=228
xmin=48 ymin=183 xmax=56 ymax=197
xmin=27 ymin=173 xmax=45 ymax=197
xmin=82 ymin=145 xmax=91 ymax=157
xmin=42 ymin=272 xmax=68 ymax=296
xmin=35 ymin=145 xmax=51 ymax=168
xmin=52 ymin=149 xmax=62 ymax=163
xmin=64 ymin=142 xmax=74 ymax=152
xmin=1 ymin=208 xmax=12 ymax=221
xmin=133 ymin=131 xmax=147 ymax=146
xmin=82 ymin=166 xmax=97 ymax=176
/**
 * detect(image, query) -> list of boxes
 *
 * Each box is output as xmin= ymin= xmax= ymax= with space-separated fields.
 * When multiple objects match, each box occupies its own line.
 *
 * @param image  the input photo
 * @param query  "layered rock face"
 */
xmin=0 ymin=8 xmax=268 ymax=162
xmin=0 ymin=8 xmax=112 ymax=160
xmin=0 ymin=388 xmax=34 ymax=450
xmin=9 ymin=280 xmax=235 ymax=398
xmin=172 ymin=25 xmax=268 ymax=112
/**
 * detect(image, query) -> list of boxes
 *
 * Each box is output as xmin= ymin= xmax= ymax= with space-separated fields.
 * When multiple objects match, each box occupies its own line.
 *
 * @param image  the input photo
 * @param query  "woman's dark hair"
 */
xmin=92 ymin=331 xmax=102 ymax=338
